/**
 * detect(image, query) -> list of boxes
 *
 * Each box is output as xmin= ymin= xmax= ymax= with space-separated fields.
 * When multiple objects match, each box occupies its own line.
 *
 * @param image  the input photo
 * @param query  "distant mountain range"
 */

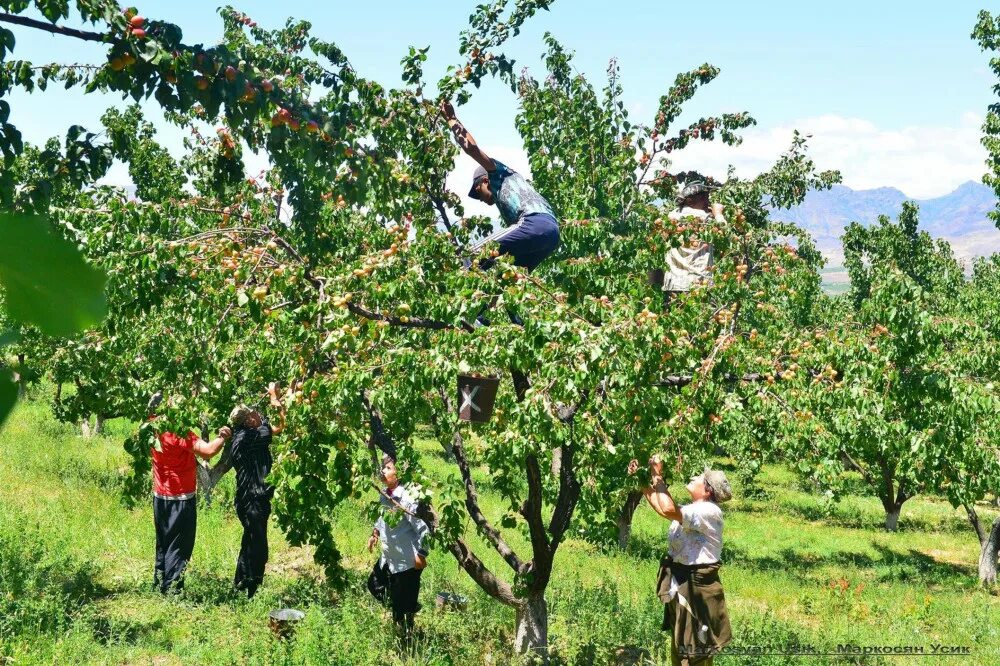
xmin=775 ymin=181 xmax=1000 ymax=266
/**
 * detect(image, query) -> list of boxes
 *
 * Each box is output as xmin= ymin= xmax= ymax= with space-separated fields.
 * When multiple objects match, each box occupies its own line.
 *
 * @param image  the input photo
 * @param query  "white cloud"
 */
xmin=99 ymin=114 xmax=986 ymax=210
xmin=667 ymin=113 xmax=988 ymax=199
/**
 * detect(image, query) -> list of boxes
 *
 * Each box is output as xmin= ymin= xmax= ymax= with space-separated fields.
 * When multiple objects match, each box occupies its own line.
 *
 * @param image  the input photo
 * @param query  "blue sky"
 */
xmin=5 ymin=1 xmax=996 ymax=200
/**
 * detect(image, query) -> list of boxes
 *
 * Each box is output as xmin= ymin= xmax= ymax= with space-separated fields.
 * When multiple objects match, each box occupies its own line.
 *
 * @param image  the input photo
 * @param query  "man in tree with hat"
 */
xmin=228 ymin=382 xmax=286 ymax=598
xmin=659 ymin=172 xmax=727 ymax=307
xmin=440 ymin=100 xmax=561 ymax=273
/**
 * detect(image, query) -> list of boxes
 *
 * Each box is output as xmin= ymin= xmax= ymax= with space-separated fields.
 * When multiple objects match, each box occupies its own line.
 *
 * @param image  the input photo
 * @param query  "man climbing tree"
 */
xmin=440 ymin=99 xmax=561 ymax=272
xmin=657 ymin=171 xmax=726 ymax=307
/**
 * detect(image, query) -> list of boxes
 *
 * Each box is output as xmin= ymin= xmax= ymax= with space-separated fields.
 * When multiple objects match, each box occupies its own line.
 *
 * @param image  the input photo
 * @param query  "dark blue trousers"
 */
xmin=481 ymin=212 xmax=560 ymax=271
xmin=153 ymin=496 xmax=196 ymax=594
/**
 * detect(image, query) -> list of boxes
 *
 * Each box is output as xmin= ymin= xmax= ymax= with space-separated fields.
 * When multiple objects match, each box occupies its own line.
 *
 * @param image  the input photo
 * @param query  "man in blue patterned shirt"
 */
xmin=440 ymin=100 xmax=560 ymax=272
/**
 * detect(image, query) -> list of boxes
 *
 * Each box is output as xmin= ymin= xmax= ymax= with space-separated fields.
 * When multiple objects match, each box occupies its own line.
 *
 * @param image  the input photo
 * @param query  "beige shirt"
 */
xmin=662 ymin=207 xmax=722 ymax=292
xmin=668 ymin=501 xmax=724 ymax=565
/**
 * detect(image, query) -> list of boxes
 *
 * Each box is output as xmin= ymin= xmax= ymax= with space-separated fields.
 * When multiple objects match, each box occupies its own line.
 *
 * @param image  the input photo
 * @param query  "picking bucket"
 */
xmin=268 ymin=608 xmax=305 ymax=640
xmin=648 ymin=268 xmax=665 ymax=288
xmin=457 ymin=374 xmax=500 ymax=423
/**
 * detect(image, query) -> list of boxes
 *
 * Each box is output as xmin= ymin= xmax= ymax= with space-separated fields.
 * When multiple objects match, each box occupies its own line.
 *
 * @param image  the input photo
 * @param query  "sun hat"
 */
xmin=674 ymin=170 xmax=720 ymax=203
xmin=703 ymin=466 xmax=733 ymax=503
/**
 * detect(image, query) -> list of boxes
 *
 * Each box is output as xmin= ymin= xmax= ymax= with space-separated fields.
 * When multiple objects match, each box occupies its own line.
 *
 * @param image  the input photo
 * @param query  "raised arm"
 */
xmin=194 ymin=427 xmax=230 ymax=459
xmin=267 ymin=382 xmax=287 ymax=435
xmin=710 ymin=202 xmax=726 ymax=224
xmin=628 ymin=456 xmax=683 ymax=522
xmin=645 ymin=476 xmax=683 ymax=523
xmin=440 ymin=99 xmax=496 ymax=172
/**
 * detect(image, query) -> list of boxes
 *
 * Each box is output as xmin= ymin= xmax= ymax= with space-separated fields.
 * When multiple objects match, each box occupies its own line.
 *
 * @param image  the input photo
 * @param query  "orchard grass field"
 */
xmin=2 ymin=388 xmax=998 ymax=665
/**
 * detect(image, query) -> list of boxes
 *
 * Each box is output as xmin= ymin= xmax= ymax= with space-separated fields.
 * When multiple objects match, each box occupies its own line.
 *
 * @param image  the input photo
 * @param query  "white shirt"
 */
xmin=662 ymin=207 xmax=720 ymax=292
xmin=374 ymin=485 xmax=430 ymax=574
xmin=668 ymin=501 xmax=723 ymax=565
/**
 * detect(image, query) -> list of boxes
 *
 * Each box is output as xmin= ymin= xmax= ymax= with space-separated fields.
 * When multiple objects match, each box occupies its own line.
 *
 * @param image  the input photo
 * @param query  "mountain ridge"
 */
xmin=777 ymin=180 xmax=1000 ymax=263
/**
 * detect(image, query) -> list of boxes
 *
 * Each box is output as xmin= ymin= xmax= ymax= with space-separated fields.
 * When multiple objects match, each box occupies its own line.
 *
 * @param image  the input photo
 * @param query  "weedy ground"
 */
xmin=1 ymin=390 xmax=998 ymax=665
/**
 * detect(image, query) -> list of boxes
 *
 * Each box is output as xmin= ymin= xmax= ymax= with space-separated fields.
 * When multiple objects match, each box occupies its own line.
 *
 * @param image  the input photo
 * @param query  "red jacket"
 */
xmin=152 ymin=431 xmax=198 ymax=497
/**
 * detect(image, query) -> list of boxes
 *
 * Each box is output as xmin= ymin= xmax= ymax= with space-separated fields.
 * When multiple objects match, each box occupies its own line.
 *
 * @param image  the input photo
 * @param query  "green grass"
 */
xmin=1 ymin=394 xmax=999 ymax=665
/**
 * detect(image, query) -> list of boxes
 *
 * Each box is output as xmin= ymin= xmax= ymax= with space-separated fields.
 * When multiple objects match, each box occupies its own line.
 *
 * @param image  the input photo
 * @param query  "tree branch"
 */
xmin=841 ymin=451 xmax=874 ymax=486
xmin=427 ymin=190 xmax=464 ymax=255
xmin=450 ymin=419 xmax=525 ymax=573
xmin=522 ymin=453 xmax=551 ymax=589
xmin=345 ymin=301 xmax=459 ymax=331
xmin=361 ymin=391 xmax=397 ymax=461
xmin=654 ymin=372 xmax=758 ymax=387
xmin=547 ymin=388 xmax=589 ymax=547
xmin=412 ymin=490 xmax=519 ymax=607
xmin=447 ymin=539 xmax=519 ymax=606
xmin=966 ymin=503 xmax=986 ymax=547
xmin=548 ymin=439 xmax=580 ymax=550
xmin=0 ymin=12 xmax=107 ymax=42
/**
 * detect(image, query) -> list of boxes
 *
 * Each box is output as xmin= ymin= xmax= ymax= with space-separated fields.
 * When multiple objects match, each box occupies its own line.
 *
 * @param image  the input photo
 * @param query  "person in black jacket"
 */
xmin=228 ymin=382 xmax=286 ymax=598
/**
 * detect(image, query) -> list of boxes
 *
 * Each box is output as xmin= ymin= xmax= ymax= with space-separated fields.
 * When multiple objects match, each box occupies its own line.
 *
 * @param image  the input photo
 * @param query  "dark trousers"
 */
xmin=388 ymin=566 xmax=423 ymax=624
xmin=466 ymin=213 xmax=559 ymax=327
xmin=368 ymin=561 xmax=423 ymax=627
xmin=234 ymin=495 xmax=271 ymax=598
xmin=153 ymin=496 xmax=196 ymax=594
xmin=481 ymin=212 xmax=560 ymax=272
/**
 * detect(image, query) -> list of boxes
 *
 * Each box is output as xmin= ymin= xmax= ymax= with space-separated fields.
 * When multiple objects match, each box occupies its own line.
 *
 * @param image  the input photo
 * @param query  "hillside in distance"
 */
xmin=775 ymin=181 xmax=1000 ymax=266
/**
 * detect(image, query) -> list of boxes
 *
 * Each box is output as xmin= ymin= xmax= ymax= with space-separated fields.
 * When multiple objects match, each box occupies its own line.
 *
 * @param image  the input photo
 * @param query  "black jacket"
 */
xmin=231 ymin=417 xmax=275 ymax=503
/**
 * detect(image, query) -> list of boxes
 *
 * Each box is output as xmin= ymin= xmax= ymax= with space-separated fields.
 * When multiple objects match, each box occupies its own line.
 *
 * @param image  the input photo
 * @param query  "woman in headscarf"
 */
xmin=628 ymin=455 xmax=734 ymax=666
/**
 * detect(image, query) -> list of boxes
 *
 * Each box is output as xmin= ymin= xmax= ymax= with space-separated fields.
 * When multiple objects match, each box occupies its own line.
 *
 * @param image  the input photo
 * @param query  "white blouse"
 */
xmin=668 ymin=501 xmax=724 ymax=565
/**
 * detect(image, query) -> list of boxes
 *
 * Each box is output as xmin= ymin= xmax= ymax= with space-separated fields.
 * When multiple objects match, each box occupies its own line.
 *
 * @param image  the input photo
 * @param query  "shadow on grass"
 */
xmin=627 ymin=532 xmax=974 ymax=588
xmin=85 ymin=605 xmax=167 ymax=647
xmin=769 ymin=497 xmax=978 ymax=535
xmin=0 ymin=525 xmax=115 ymax=638
xmin=720 ymin=540 xmax=974 ymax=585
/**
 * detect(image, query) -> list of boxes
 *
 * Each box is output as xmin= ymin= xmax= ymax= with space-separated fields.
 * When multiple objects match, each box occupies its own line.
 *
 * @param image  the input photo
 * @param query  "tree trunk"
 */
xmin=876 ymin=460 xmax=908 ymax=531
xmin=440 ymin=431 xmax=456 ymax=460
xmin=978 ymin=516 xmax=1000 ymax=586
xmin=196 ymin=463 xmax=214 ymax=504
xmin=884 ymin=505 xmax=901 ymax=531
xmin=514 ymin=594 xmax=548 ymax=657
xmin=16 ymin=354 xmax=25 ymax=398
xmin=617 ymin=490 xmax=643 ymax=549
xmin=196 ymin=445 xmax=234 ymax=506
xmin=94 ymin=414 xmax=106 ymax=435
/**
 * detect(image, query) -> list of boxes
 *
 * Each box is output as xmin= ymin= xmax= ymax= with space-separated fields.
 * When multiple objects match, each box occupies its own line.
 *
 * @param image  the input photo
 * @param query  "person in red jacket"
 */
xmin=147 ymin=393 xmax=229 ymax=594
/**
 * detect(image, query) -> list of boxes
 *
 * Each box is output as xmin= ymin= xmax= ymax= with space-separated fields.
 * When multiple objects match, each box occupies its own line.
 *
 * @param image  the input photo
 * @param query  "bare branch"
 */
xmin=522 ymin=454 xmax=551 ymax=581
xmin=345 ymin=302 xmax=459 ymax=331
xmin=0 ymin=12 xmax=107 ymax=42
xmin=416 ymin=492 xmax=519 ymax=607
xmin=447 ymin=540 xmax=519 ymax=606
xmin=451 ymin=421 xmax=525 ymax=573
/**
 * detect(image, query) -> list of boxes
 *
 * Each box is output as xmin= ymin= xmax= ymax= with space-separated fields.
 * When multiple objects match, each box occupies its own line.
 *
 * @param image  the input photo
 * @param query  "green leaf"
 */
xmin=0 ymin=370 xmax=16 ymax=428
xmin=0 ymin=211 xmax=107 ymax=336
